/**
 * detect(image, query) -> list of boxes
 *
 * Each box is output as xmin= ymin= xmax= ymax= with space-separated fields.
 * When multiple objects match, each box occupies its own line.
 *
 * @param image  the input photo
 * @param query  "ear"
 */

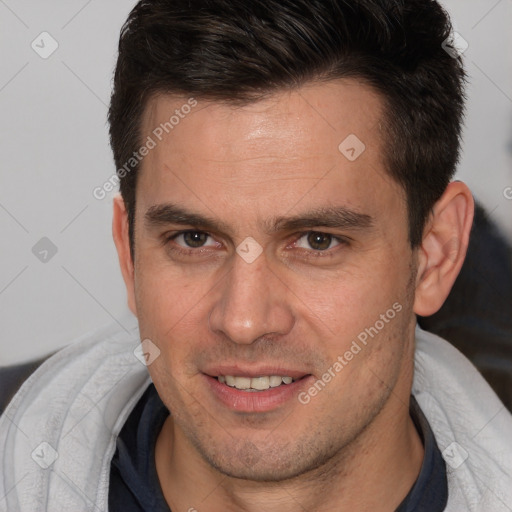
xmin=112 ymin=194 xmax=137 ymax=316
xmin=413 ymin=181 xmax=475 ymax=317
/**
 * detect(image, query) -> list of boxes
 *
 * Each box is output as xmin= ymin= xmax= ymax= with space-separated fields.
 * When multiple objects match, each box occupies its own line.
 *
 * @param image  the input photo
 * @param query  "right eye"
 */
xmin=172 ymin=231 xmax=215 ymax=248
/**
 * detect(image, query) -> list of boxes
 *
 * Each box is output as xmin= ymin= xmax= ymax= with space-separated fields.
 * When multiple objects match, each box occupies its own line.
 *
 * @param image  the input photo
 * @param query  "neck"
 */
xmin=155 ymin=392 xmax=424 ymax=512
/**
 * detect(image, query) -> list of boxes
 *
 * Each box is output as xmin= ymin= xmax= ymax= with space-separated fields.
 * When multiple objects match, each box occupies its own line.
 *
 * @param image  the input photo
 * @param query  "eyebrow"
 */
xmin=144 ymin=204 xmax=231 ymax=233
xmin=268 ymin=207 xmax=374 ymax=233
xmin=144 ymin=203 xmax=374 ymax=234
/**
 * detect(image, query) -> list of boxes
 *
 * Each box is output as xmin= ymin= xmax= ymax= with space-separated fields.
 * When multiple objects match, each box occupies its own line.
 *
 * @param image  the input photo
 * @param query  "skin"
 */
xmin=113 ymin=79 xmax=474 ymax=511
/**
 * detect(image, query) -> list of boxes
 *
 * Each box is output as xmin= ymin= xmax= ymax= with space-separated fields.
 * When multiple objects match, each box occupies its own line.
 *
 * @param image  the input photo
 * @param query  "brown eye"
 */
xmin=306 ymin=232 xmax=334 ymax=251
xmin=294 ymin=231 xmax=343 ymax=253
xmin=182 ymin=231 xmax=209 ymax=248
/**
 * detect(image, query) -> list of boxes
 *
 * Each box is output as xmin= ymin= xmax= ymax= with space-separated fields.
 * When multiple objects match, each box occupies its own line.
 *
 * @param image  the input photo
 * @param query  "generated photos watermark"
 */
xmin=298 ymin=302 xmax=403 ymax=404
xmin=442 ymin=441 xmax=469 ymax=469
xmin=134 ymin=338 xmax=161 ymax=366
xmin=93 ymin=98 xmax=198 ymax=200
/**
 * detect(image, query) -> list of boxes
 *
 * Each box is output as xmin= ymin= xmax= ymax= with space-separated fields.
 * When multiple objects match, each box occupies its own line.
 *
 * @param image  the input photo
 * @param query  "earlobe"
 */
xmin=112 ymin=194 xmax=138 ymax=317
xmin=413 ymin=182 xmax=475 ymax=317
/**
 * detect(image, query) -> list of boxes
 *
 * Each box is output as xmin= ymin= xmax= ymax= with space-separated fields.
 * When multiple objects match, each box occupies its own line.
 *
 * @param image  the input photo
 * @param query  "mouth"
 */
xmin=203 ymin=371 xmax=313 ymax=412
xmin=216 ymin=374 xmax=301 ymax=391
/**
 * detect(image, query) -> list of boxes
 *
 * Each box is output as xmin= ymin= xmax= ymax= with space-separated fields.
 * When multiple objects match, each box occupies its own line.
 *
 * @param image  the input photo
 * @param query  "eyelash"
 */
xmin=163 ymin=230 xmax=349 ymax=258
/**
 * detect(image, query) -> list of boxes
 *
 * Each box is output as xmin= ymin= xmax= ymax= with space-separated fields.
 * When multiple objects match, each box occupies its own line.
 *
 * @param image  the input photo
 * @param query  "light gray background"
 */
xmin=1 ymin=0 xmax=511 ymax=365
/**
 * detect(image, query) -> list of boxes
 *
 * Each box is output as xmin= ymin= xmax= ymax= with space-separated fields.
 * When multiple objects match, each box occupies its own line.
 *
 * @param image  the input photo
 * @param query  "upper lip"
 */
xmin=203 ymin=365 xmax=310 ymax=379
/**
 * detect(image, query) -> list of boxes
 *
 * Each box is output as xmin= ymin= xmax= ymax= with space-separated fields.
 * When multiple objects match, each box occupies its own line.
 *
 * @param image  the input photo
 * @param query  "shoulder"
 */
xmin=413 ymin=327 xmax=512 ymax=509
xmin=0 ymin=355 xmax=54 ymax=414
xmin=413 ymin=326 xmax=511 ymax=430
xmin=0 ymin=319 xmax=150 ymax=512
xmin=0 ymin=313 xmax=140 ymax=416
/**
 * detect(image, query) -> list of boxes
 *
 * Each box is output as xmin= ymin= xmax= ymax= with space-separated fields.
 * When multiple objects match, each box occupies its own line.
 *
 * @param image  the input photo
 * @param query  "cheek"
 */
xmin=289 ymin=254 xmax=407 ymax=347
xmin=133 ymin=259 xmax=213 ymax=385
xmin=134 ymin=251 xmax=212 ymax=329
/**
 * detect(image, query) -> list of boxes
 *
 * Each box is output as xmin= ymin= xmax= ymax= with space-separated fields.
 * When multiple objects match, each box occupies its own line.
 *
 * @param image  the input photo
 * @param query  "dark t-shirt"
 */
xmin=109 ymin=385 xmax=448 ymax=511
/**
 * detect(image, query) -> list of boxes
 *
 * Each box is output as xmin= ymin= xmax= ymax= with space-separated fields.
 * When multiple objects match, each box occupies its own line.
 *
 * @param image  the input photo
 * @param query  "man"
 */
xmin=1 ymin=0 xmax=511 ymax=511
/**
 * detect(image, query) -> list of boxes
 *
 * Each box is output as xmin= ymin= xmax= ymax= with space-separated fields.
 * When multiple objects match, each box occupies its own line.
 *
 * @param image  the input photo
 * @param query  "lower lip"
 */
xmin=204 ymin=374 xmax=314 ymax=413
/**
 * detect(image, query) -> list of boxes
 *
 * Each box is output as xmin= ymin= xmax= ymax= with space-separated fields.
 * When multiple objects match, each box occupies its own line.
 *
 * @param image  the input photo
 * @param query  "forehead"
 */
xmin=141 ymin=79 xmax=384 ymax=158
xmin=136 ymin=80 xmax=404 ymax=230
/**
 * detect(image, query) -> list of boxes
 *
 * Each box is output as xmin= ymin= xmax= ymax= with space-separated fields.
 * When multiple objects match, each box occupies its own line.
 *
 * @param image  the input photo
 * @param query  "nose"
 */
xmin=208 ymin=251 xmax=295 ymax=345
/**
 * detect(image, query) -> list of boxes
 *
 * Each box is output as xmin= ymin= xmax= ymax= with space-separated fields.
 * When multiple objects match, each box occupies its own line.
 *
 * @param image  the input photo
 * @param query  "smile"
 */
xmin=217 ymin=375 xmax=296 ymax=391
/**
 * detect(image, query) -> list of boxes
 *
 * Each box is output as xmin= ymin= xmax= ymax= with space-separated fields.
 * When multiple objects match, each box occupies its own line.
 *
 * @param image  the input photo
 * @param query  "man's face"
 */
xmin=129 ymin=80 xmax=418 ymax=480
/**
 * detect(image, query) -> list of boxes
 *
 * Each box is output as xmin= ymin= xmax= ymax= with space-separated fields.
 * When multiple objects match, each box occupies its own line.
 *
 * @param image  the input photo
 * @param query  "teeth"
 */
xmin=234 ymin=376 xmax=251 ymax=390
xmin=269 ymin=376 xmax=283 ymax=388
xmin=251 ymin=376 xmax=270 ymax=390
xmin=218 ymin=375 xmax=296 ymax=391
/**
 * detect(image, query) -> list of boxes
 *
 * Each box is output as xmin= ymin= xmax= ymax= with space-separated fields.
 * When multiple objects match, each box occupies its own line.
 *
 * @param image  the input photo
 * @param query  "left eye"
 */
xmin=173 ymin=231 xmax=217 ymax=248
xmin=295 ymin=232 xmax=341 ymax=251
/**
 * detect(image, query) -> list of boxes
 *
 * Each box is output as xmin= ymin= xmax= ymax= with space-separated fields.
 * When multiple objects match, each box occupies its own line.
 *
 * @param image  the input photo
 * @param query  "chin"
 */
xmin=195 ymin=437 xmax=337 ymax=483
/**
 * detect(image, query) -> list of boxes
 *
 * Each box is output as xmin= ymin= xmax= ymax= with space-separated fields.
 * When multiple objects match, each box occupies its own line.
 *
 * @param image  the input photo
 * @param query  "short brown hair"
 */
xmin=108 ymin=0 xmax=466 ymax=259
